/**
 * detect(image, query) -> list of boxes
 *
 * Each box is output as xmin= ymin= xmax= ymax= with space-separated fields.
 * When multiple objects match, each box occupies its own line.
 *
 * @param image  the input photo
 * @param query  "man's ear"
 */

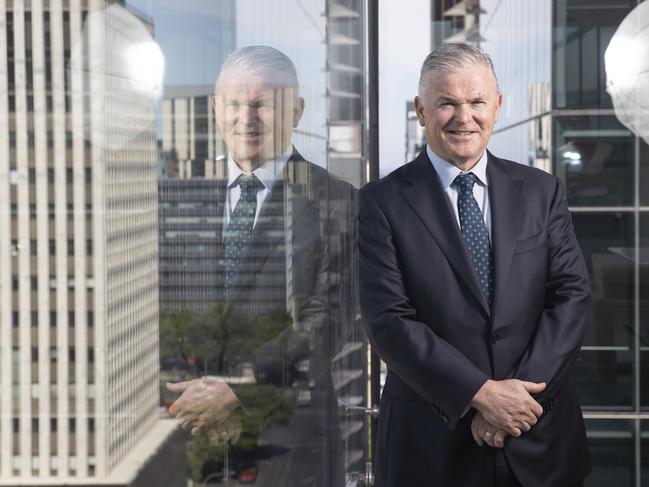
xmin=414 ymin=96 xmax=425 ymax=127
xmin=211 ymin=94 xmax=218 ymax=114
xmin=293 ymin=97 xmax=305 ymax=128
xmin=494 ymin=92 xmax=503 ymax=122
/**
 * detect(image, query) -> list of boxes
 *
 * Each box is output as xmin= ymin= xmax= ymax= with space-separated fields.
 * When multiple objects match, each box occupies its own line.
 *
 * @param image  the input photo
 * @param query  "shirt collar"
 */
xmin=227 ymin=147 xmax=293 ymax=192
xmin=426 ymin=145 xmax=489 ymax=190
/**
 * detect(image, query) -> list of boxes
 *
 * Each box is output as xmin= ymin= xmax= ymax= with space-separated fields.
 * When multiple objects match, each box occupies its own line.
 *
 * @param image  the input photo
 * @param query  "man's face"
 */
xmin=212 ymin=67 xmax=304 ymax=170
xmin=414 ymin=63 xmax=502 ymax=169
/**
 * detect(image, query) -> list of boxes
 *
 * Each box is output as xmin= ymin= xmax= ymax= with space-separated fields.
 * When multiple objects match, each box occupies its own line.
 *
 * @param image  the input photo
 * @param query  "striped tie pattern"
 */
xmin=223 ymin=174 xmax=262 ymax=297
xmin=452 ymin=172 xmax=494 ymax=307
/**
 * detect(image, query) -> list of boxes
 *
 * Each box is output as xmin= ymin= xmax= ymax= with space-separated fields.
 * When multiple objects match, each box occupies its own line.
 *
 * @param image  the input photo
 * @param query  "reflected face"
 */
xmin=414 ymin=63 xmax=502 ymax=170
xmin=213 ymin=67 xmax=304 ymax=171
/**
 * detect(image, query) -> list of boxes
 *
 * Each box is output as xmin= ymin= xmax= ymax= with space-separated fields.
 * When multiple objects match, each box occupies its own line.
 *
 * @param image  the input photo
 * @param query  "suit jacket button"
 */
xmin=490 ymin=332 xmax=500 ymax=344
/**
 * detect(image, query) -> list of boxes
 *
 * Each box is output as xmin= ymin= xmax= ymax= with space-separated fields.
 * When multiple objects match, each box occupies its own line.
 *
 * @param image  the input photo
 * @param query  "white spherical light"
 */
xmin=605 ymin=0 xmax=649 ymax=145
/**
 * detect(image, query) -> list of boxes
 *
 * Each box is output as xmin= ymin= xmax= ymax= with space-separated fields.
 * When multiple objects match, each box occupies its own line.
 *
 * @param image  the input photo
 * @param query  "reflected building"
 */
xmin=156 ymin=5 xmax=234 ymax=319
xmin=160 ymin=86 xmax=228 ymax=180
xmin=326 ymin=0 xmax=367 ymax=188
xmin=158 ymin=87 xmax=229 ymax=316
xmin=325 ymin=1 xmax=370 ymax=477
xmin=0 ymin=1 xmax=182 ymax=485
xmin=431 ymin=0 xmax=483 ymax=47
xmin=405 ymin=100 xmax=425 ymax=162
xmin=445 ymin=0 xmax=649 ymax=484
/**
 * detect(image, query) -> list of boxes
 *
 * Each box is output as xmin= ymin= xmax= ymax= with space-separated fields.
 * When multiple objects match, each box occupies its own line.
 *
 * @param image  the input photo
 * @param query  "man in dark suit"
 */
xmin=165 ymin=46 xmax=356 ymax=486
xmin=359 ymin=44 xmax=591 ymax=487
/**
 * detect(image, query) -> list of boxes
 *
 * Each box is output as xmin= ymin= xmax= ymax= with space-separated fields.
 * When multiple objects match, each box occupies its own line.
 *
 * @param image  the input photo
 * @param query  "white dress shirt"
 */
xmin=225 ymin=148 xmax=292 ymax=228
xmin=426 ymin=145 xmax=492 ymax=242
xmin=426 ymin=146 xmax=493 ymax=417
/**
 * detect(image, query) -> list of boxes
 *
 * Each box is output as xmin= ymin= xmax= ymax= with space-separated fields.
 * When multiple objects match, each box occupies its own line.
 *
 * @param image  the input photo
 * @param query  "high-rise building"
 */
xmin=158 ymin=87 xmax=229 ymax=316
xmin=160 ymin=86 xmax=228 ymax=180
xmin=326 ymin=0 xmax=367 ymax=188
xmin=0 ymin=1 xmax=182 ymax=484
xmin=431 ymin=0 xmax=483 ymax=48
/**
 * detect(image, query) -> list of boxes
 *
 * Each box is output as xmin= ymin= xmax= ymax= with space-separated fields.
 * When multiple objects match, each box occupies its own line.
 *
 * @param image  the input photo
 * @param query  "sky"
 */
xmin=378 ymin=0 xmax=431 ymax=176
xmin=125 ymin=0 xmax=430 ymax=178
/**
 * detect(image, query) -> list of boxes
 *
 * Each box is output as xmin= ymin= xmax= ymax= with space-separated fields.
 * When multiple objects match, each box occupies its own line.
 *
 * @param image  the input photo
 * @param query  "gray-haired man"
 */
xmin=360 ymin=44 xmax=591 ymax=487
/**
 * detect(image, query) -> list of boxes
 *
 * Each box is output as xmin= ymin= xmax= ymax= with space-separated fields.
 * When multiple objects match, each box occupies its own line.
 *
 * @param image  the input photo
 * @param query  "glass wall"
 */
xmin=553 ymin=0 xmax=648 ymax=484
xmin=480 ymin=0 xmax=649 ymax=484
xmin=0 ymin=0 xmax=368 ymax=485
xmin=586 ymin=419 xmax=636 ymax=486
xmin=481 ymin=0 xmax=553 ymax=168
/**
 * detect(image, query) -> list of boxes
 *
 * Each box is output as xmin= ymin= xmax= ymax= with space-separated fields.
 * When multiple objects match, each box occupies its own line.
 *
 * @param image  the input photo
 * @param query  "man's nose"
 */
xmin=454 ymin=103 xmax=472 ymax=123
xmin=239 ymin=104 xmax=258 ymax=123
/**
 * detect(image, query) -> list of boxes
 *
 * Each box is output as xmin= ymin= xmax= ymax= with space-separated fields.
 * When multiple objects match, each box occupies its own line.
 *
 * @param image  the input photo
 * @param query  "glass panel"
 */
xmin=553 ymin=116 xmax=634 ymax=207
xmin=481 ymin=0 xmax=552 ymax=169
xmin=641 ymin=213 xmax=649 ymax=409
xmin=641 ymin=140 xmax=649 ymax=207
xmin=553 ymin=0 xmax=635 ymax=110
xmin=643 ymin=420 xmax=649 ymax=486
xmin=149 ymin=2 xmax=368 ymax=486
xmin=585 ymin=419 xmax=635 ymax=487
xmin=571 ymin=213 xmax=634 ymax=409
xmin=1 ymin=0 xmax=367 ymax=485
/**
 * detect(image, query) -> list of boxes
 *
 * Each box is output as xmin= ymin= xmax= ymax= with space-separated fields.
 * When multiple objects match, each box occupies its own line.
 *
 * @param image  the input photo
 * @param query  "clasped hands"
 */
xmin=166 ymin=379 xmax=242 ymax=446
xmin=469 ymin=379 xmax=546 ymax=449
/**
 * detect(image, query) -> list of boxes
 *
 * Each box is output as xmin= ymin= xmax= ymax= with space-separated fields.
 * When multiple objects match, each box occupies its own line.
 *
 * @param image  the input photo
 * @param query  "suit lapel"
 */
xmin=402 ymin=151 xmax=490 ymax=317
xmin=487 ymin=153 xmax=524 ymax=312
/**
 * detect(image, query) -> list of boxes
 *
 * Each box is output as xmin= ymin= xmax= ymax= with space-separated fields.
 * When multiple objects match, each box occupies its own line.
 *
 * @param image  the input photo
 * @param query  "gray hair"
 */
xmin=215 ymin=45 xmax=300 ymax=95
xmin=418 ymin=43 xmax=499 ymax=96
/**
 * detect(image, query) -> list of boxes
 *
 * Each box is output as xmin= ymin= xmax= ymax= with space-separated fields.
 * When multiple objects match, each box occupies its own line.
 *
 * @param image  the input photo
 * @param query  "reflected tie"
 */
xmin=223 ymin=174 xmax=262 ymax=296
xmin=452 ymin=172 xmax=494 ymax=308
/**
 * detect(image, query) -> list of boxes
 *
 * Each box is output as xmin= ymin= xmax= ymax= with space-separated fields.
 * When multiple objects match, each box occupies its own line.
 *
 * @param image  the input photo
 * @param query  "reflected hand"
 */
xmin=470 ymin=379 xmax=545 ymax=437
xmin=471 ymin=411 xmax=507 ymax=448
xmin=166 ymin=379 xmax=241 ymax=436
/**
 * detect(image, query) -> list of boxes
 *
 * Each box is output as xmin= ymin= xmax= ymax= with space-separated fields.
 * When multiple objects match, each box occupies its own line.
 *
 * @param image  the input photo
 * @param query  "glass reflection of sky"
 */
xmin=126 ymin=0 xmax=235 ymax=87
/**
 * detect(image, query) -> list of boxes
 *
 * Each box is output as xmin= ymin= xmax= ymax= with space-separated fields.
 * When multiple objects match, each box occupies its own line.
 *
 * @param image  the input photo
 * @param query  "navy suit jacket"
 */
xmin=359 ymin=150 xmax=591 ymax=487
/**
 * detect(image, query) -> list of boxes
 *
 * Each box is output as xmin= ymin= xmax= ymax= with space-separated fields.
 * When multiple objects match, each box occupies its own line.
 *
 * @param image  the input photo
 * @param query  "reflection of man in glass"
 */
xmin=165 ymin=46 xmax=355 ymax=486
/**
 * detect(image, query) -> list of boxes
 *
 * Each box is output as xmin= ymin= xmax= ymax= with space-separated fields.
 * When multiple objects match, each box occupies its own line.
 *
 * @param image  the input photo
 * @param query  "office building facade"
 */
xmin=0 ymin=1 xmax=180 ymax=484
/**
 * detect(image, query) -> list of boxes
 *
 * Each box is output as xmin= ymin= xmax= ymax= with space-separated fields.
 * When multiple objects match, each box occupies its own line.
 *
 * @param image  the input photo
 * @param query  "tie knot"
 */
xmin=453 ymin=172 xmax=478 ymax=194
xmin=236 ymin=174 xmax=262 ymax=197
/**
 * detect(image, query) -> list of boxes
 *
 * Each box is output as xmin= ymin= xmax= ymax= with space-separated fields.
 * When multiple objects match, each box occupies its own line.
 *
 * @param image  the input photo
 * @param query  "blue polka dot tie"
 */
xmin=452 ymin=173 xmax=494 ymax=308
xmin=223 ymin=174 xmax=262 ymax=297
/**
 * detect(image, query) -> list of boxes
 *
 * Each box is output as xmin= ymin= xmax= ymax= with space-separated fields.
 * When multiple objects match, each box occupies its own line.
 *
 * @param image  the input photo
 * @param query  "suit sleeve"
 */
xmin=507 ymin=176 xmax=591 ymax=400
xmin=359 ymin=187 xmax=489 ymax=430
